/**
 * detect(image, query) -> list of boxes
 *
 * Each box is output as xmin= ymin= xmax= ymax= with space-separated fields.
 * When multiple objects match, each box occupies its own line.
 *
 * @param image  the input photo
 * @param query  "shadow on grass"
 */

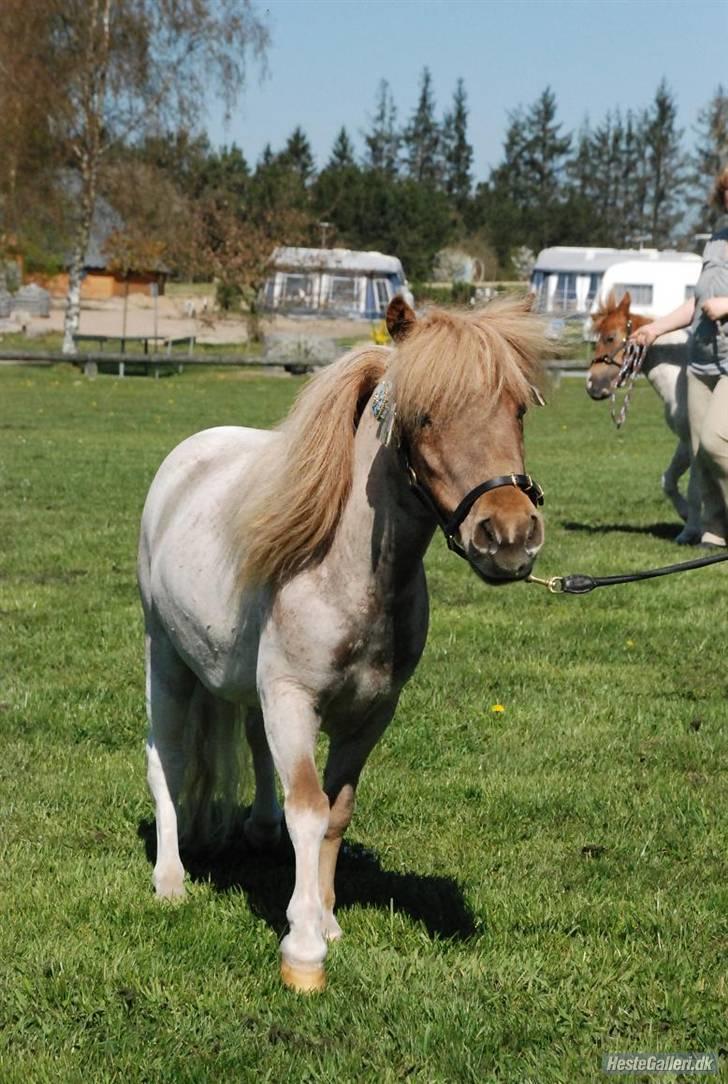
xmin=562 ymin=519 xmax=682 ymax=541
xmin=138 ymin=816 xmax=478 ymax=942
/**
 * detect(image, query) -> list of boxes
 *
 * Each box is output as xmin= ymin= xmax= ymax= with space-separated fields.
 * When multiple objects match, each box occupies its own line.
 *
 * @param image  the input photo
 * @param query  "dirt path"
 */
xmin=26 ymin=294 xmax=375 ymax=345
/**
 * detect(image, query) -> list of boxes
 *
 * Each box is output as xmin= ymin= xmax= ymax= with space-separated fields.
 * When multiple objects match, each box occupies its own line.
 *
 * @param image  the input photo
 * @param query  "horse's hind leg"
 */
xmin=664 ymin=438 xmax=703 ymax=544
xmin=145 ymin=623 xmax=195 ymax=899
xmin=662 ymin=437 xmax=690 ymax=522
xmin=243 ymin=706 xmax=283 ymax=849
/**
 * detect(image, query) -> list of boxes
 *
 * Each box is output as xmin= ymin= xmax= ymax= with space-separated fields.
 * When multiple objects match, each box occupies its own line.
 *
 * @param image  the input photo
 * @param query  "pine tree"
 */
xmin=403 ymin=67 xmax=441 ymax=186
xmin=692 ymin=85 xmax=728 ymax=230
xmin=641 ymin=80 xmax=686 ymax=247
xmin=617 ymin=111 xmax=649 ymax=246
xmin=442 ymin=78 xmax=473 ymax=208
xmin=279 ymin=126 xmax=315 ymax=184
xmin=363 ymin=80 xmax=400 ymax=176
xmin=328 ymin=127 xmax=355 ymax=170
xmin=522 ymin=87 xmax=571 ymax=249
xmin=204 ymin=144 xmax=249 ymax=201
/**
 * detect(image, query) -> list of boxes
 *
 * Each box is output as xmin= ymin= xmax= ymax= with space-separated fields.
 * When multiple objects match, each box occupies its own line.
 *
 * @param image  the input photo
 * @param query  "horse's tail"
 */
xmin=178 ymin=683 xmax=247 ymax=851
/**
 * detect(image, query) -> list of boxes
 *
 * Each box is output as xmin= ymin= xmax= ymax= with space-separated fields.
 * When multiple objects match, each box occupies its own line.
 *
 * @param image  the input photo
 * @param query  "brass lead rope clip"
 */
xmin=526 ymin=573 xmax=565 ymax=594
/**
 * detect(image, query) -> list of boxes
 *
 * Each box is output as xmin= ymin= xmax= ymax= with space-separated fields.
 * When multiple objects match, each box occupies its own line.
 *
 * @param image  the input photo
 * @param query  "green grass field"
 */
xmin=1 ymin=364 xmax=725 ymax=1083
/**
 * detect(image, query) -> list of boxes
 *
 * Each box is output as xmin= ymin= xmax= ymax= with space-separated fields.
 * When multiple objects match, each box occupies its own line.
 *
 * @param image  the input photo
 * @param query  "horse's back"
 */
xmin=142 ymin=425 xmax=274 ymax=538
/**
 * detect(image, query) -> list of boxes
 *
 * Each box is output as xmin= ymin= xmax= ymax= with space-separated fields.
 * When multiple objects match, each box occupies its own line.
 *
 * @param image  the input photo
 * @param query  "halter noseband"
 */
xmin=400 ymin=442 xmax=544 ymax=563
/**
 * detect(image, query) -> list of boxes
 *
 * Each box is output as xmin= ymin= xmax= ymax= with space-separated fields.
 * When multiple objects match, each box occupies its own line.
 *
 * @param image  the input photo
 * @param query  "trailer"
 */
xmin=263 ymin=246 xmax=414 ymax=320
xmin=595 ymin=252 xmax=702 ymax=319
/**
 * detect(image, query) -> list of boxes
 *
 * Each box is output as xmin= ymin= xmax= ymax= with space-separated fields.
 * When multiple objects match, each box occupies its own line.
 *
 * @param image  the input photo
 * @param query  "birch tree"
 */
xmin=43 ymin=0 xmax=269 ymax=353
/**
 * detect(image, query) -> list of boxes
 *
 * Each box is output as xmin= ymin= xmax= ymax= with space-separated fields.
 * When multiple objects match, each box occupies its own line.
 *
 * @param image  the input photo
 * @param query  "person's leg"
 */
xmin=687 ymin=370 xmax=725 ymax=544
xmin=696 ymin=374 xmax=728 ymax=544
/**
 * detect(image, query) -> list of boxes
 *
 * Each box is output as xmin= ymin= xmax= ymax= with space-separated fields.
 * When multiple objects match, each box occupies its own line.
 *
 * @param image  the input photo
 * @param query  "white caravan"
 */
xmin=594 ymin=252 xmax=702 ymax=320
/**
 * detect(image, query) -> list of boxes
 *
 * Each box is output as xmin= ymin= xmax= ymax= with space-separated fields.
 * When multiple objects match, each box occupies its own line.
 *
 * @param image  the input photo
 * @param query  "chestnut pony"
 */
xmin=586 ymin=290 xmax=700 ymax=544
xmin=138 ymin=297 xmax=547 ymax=992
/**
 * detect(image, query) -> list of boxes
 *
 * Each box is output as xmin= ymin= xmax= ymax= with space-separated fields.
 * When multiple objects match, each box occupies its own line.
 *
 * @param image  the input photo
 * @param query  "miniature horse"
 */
xmin=586 ymin=290 xmax=700 ymax=544
xmin=138 ymin=296 xmax=547 ymax=992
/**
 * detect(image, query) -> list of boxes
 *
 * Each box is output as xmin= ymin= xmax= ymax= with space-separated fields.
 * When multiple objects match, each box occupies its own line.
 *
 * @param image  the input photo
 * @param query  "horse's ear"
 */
xmin=618 ymin=290 xmax=631 ymax=313
xmin=386 ymin=296 xmax=417 ymax=342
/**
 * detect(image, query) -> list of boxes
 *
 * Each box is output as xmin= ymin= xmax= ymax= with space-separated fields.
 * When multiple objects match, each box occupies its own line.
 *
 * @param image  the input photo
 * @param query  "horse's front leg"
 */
xmin=319 ymin=709 xmax=395 ymax=942
xmin=259 ymin=680 xmax=329 ymax=992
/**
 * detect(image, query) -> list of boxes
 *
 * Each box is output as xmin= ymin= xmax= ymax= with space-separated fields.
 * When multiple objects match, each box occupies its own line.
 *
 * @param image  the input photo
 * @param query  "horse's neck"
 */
xmin=625 ymin=310 xmax=688 ymax=404
xmin=617 ymin=310 xmax=683 ymax=398
xmin=329 ymin=410 xmax=435 ymax=594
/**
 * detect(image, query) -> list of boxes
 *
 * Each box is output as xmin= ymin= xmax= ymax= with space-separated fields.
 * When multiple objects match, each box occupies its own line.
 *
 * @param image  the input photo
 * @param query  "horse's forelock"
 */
xmin=389 ymin=300 xmax=548 ymax=431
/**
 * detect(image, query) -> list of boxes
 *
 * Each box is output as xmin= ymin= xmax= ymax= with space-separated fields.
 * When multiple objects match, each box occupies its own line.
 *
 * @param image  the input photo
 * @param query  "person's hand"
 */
xmin=630 ymin=324 xmax=659 ymax=349
xmin=701 ymin=297 xmax=728 ymax=322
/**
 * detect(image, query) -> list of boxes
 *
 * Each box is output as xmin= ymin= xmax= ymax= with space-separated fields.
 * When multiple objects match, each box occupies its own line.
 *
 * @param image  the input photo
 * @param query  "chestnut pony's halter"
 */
xmin=592 ymin=317 xmax=647 ymax=429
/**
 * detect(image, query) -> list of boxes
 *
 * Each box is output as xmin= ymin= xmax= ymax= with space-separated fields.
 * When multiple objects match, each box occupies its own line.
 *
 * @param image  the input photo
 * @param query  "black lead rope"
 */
xmin=528 ymin=551 xmax=728 ymax=594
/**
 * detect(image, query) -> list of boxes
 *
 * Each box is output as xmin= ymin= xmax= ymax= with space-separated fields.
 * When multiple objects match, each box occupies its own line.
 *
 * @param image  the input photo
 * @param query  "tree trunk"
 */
xmin=62 ymin=0 xmax=111 ymax=356
xmin=62 ymin=165 xmax=96 ymax=355
xmin=62 ymin=247 xmax=84 ymax=355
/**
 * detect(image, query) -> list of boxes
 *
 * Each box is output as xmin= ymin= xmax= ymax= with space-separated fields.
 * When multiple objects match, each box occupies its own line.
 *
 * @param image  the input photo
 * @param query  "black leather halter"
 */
xmin=398 ymin=440 xmax=544 ymax=564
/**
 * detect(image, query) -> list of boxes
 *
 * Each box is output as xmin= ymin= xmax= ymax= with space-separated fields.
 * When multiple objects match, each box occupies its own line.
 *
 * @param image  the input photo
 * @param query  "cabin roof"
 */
xmin=271 ymin=246 xmax=404 ymax=276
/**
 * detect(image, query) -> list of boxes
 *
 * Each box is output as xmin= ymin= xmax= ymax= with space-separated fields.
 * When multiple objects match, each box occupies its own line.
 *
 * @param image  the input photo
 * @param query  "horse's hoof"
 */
xmin=280 ymin=960 xmax=326 ymax=993
xmin=243 ymin=816 xmax=282 ymax=850
xmin=154 ymin=871 xmax=186 ymax=900
xmin=675 ymin=528 xmax=700 ymax=545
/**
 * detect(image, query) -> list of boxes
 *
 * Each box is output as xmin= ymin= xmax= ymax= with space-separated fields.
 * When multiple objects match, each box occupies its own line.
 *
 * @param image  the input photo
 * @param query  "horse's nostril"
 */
xmin=478 ymin=517 xmax=500 ymax=553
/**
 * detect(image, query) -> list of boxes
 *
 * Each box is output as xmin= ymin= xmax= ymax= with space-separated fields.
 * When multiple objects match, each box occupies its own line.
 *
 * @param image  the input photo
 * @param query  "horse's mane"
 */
xmin=235 ymin=296 xmax=548 ymax=586
xmin=234 ymin=346 xmax=388 ymax=586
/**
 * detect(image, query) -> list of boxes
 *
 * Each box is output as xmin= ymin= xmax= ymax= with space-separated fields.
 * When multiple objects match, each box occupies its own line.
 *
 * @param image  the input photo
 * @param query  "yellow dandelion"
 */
xmin=626 ymin=639 xmax=635 ymax=648
xmin=491 ymin=703 xmax=505 ymax=713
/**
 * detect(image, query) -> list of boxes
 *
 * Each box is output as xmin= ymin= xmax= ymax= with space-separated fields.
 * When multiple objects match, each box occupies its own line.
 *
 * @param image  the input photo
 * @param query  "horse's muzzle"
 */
xmin=467 ymin=507 xmax=544 ymax=583
xmin=586 ymin=364 xmax=616 ymax=400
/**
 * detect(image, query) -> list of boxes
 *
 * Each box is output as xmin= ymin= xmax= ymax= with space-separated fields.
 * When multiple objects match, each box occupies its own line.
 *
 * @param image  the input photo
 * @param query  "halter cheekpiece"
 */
xmin=372 ymin=380 xmax=544 ymax=567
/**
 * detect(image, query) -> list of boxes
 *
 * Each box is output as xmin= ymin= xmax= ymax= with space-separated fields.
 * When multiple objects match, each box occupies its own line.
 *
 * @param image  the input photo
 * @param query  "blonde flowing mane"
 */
xmin=236 ymin=296 xmax=547 ymax=586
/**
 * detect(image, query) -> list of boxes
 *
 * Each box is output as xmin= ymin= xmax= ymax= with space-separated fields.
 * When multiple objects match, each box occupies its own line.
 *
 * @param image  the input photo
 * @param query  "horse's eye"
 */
xmin=418 ymin=413 xmax=431 ymax=428
xmin=606 ymin=334 xmax=616 ymax=344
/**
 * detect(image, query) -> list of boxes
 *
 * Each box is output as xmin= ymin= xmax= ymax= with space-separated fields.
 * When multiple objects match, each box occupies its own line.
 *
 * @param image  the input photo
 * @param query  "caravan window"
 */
xmin=374 ymin=278 xmax=391 ymax=314
xmin=281 ymin=273 xmax=315 ymax=304
xmin=553 ymin=273 xmax=577 ymax=311
xmin=329 ymin=276 xmax=358 ymax=307
xmin=586 ymin=274 xmax=600 ymax=303
xmin=531 ymin=271 xmax=545 ymax=299
xmin=614 ymin=283 xmax=653 ymax=306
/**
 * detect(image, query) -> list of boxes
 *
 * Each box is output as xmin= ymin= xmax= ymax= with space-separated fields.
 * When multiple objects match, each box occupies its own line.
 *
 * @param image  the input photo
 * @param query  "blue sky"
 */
xmin=206 ymin=0 xmax=728 ymax=181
